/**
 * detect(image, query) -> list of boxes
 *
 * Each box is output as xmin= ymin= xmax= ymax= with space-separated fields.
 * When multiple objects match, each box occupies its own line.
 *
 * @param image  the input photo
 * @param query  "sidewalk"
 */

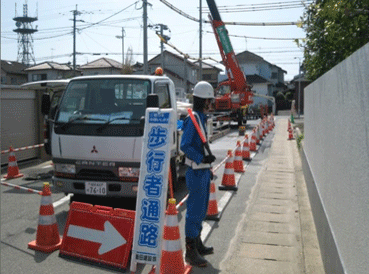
xmin=219 ymin=118 xmax=325 ymax=274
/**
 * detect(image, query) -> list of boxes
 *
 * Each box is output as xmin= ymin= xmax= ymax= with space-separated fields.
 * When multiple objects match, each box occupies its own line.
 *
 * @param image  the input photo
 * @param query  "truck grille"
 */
xmin=77 ymin=169 xmax=118 ymax=181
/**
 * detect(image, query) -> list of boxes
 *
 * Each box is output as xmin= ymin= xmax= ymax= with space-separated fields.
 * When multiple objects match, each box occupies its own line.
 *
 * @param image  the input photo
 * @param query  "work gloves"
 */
xmin=202 ymin=155 xmax=216 ymax=164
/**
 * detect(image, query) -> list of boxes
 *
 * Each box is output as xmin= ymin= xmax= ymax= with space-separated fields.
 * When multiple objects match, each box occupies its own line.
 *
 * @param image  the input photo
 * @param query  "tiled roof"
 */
xmin=24 ymin=62 xmax=73 ymax=71
xmin=1 ymin=60 xmax=27 ymax=74
xmin=80 ymin=57 xmax=122 ymax=69
xmin=245 ymin=74 xmax=269 ymax=84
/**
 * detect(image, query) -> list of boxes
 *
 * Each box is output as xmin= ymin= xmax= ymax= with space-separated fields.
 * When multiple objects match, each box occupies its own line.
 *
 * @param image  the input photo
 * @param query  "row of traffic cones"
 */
xmin=218 ymin=114 xmax=276 ymax=192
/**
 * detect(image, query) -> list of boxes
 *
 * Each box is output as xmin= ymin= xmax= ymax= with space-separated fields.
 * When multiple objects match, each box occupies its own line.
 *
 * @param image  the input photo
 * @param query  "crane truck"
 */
xmin=206 ymin=0 xmax=276 ymax=125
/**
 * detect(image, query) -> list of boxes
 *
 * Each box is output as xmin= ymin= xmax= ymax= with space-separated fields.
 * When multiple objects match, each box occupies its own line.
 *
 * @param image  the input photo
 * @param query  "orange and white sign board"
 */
xmin=60 ymin=202 xmax=135 ymax=270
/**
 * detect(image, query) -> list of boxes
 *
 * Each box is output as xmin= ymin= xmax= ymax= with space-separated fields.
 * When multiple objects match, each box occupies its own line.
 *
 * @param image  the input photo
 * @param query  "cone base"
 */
xmin=219 ymin=185 xmax=238 ymax=191
xmin=28 ymin=238 xmax=62 ymax=253
xmin=205 ymin=214 xmax=220 ymax=221
xmin=149 ymin=264 xmax=192 ymax=274
xmin=234 ymin=168 xmax=245 ymax=173
xmin=4 ymin=173 xmax=24 ymax=179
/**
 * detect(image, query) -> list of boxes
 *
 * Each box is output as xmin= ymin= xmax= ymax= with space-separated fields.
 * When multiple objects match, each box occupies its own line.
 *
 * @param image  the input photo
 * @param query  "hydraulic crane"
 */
xmin=206 ymin=0 xmax=254 ymax=126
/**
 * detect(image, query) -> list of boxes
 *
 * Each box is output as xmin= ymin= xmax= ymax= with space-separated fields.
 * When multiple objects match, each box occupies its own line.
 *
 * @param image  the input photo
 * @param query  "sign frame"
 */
xmin=130 ymin=108 xmax=174 ymax=273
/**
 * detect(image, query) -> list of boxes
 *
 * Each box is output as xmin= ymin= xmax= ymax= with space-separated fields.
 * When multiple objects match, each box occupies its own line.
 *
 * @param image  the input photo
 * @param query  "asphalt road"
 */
xmin=1 ymin=119 xmax=272 ymax=274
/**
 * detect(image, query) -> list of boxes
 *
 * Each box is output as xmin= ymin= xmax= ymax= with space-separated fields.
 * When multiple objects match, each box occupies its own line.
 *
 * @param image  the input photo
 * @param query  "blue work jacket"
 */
xmin=180 ymin=111 xmax=208 ymax=165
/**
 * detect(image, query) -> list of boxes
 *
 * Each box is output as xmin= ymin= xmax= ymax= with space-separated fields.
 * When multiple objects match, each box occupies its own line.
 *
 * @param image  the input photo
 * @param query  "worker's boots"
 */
xmin=185 ymin=237 xmax=208 ymax=267
xmin=196 ymin=235 xmax=214 ymax=255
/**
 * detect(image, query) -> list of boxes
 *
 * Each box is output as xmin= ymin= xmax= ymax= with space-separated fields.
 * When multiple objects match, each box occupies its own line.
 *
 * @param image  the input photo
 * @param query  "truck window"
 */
xmin=154 ymin=83 xmax=171 ymax=108
xmin=56 ymin=79 xmax=150 ymax=125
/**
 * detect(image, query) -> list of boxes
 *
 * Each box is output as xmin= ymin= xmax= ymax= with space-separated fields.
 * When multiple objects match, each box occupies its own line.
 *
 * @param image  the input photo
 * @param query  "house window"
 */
xmin=202 ymin=74 xmax=212 ymax=80
xmin=271 ymin=72 xmax=278 ymax=79
xmin=1 ymin=76 xmax=6 ymax=84
xmin=32 ymin=74 xmax=47 ymax=81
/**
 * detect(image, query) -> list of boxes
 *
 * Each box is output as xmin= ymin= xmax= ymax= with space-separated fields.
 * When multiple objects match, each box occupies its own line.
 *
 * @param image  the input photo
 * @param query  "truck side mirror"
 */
xmin=41 ymin=93 xmax=51 ymax=116
xmin=146 ymin=94 xmax=159 ymax=108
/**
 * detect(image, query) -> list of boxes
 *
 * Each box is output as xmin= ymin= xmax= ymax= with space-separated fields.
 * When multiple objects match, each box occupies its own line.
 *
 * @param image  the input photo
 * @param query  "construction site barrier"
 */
xmin=1 ymin=181 xmax=42 ymax=195
xmin=1 ymin=143 xmax=44 ymax=154
xmin=175 ymin=119 xmax=273 ymax=210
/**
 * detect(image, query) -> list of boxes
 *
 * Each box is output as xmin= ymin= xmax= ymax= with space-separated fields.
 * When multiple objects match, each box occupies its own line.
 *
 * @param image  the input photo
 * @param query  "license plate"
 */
xmin=85 ymin=182 xmax=107 ymax=195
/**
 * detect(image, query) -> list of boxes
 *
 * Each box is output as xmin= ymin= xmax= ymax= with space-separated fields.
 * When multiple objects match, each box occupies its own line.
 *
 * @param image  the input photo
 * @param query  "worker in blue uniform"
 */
xmin=180 ymin=81 xmax=216 ymax=267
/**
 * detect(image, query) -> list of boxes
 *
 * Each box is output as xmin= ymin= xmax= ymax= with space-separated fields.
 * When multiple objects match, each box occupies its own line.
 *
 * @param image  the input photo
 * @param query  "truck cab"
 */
xmin=49 ymin=75 xmax=179 ymax=198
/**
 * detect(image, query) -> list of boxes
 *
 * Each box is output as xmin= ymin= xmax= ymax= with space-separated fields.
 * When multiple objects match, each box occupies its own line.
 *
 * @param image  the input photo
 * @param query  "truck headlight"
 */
xmin=54 ymin=163 xmax=76 ymax=174
xmin=118 ymin=167 xmax=140 ymax=177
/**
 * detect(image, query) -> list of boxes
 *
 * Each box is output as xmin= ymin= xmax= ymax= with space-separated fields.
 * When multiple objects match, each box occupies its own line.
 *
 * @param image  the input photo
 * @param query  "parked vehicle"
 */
xmin=27 ymin=74 xmax=187 ymax=199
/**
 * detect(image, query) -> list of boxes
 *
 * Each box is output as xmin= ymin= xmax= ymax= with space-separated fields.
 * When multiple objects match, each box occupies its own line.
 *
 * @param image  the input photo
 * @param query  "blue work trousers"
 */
xmin=185 ymin=167 xmax=211 ymax=239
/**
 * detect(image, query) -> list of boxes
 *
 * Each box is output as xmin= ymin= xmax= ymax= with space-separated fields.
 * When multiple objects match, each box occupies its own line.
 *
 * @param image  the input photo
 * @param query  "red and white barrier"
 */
xmin=1 ymin=181 xmax=42 ymax=195
xmin=1 ymin=144 xmax=44 ymax=154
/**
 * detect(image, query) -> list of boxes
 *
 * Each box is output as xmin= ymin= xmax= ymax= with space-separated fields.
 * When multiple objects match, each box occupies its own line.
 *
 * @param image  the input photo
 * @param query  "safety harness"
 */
xmin=184 ymin=110 xmax=212 ymax=170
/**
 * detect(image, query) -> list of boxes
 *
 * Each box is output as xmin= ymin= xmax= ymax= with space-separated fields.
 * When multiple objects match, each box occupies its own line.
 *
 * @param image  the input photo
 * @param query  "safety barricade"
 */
xmin=1 ymin=181 xmax=42 ymax=195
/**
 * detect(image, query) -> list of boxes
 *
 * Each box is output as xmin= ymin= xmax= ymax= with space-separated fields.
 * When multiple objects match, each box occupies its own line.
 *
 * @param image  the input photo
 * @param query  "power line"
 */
xmin=159 ymin=0 xmax=303 ymax=26
xmin=207 ymin=31 xmax=305 ymax=41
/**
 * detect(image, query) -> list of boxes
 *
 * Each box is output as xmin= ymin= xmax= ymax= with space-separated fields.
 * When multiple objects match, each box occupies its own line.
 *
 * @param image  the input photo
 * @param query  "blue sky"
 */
xmin=1 ymin=0 xmax=309 ymax=80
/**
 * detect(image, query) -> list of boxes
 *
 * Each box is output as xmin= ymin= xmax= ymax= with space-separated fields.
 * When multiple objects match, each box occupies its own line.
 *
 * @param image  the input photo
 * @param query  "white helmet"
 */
xmin=193 ymin=81 xmax=214 ymax=99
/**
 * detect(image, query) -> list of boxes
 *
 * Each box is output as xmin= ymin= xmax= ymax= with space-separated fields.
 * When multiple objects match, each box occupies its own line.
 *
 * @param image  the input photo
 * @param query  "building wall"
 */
xmin=1 ymin=86 xmax=45 ymax=165
xmin=303 ymin=42 xmax=369 ymax=274
xmin=27 ymin=69 xmax=75 ymax=81
xmin=250 ymin=83 xmax=271 ymax=107
xmin=0 ymin=69 xmax=27 ymax=85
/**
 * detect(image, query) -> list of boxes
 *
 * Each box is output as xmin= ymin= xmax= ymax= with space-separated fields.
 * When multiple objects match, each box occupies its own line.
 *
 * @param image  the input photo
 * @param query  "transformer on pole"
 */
xmin=13 ymin=2 xmax=38 ymax=66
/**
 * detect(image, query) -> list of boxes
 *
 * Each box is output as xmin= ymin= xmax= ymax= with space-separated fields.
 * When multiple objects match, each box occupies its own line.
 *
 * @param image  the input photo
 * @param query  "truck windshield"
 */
xmin=55 ymin=78 xmax=150 ymax=126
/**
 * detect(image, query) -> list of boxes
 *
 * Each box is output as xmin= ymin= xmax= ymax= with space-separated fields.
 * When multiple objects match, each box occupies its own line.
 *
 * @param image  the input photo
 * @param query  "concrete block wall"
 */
xmin=303 ymin=43 xmax=369 ymax=273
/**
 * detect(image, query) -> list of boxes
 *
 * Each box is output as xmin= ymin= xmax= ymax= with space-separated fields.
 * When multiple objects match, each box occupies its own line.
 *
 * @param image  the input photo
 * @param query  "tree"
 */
xmin=121 ymin=46 xmax=134 ymax=74
xmin=302 ymin=0 xmax=369 ymax=81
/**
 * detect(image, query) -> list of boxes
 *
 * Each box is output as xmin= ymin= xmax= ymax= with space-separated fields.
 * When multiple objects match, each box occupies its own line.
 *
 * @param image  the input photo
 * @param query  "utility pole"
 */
xmin=72 ymin=5 xmax=82 ymax=75
xmin=143 ymin=0 xmax=148 ymax=74
xmin=294 ymin=57 xmax=302 ymax=118
xmin=116 ymin=27 xmax=125 ymax=68
xmin=150 ymin=24 xmax=170 ymax=69
xmin=199 ymin=0 xmax=203 ymax=80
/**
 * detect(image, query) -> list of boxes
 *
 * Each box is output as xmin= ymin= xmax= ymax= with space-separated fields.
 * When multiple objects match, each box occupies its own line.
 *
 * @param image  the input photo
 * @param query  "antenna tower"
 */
xmin=13 ymin=1 xmax=38 ymax=66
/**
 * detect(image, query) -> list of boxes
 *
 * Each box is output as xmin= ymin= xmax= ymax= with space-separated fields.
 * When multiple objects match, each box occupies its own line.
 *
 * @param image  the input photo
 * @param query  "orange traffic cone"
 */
xmin=28 ymin=182 xmax=62 ymax=253
xmin=205 ymin=181 xmax=220 ymax=221
xmin=250 ymin=130 xmax=257 ymax=151
xmin=156 ymin=198 xmax=192 ymax=274
xmin=219 ymin=150 xmax=238 ymax=191
xmin=242 ymin=135 xmax=251 ymax=161
xmin=233 ymin=141 xmax=245 ymax=173
xmin=256 ymin=126 xmax=261 ymax=144
xmin=3 ymin=147 xmax=24 ymax=179
xmin=288 ymin=128 xmax=294 ymax=140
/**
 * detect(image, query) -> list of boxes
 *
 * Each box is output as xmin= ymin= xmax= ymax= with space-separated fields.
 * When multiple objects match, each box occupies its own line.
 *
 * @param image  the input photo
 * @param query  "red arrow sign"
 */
xmin=60 ymin=202 xmax=135 ymax=270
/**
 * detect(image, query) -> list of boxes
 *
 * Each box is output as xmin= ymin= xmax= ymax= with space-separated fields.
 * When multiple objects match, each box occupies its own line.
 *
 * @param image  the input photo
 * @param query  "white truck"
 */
xmin=36 ymin=74 xmax=187 ymax=199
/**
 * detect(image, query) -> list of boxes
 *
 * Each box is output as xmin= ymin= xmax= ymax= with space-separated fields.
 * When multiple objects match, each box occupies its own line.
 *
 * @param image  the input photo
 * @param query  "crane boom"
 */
xmin=206 ymin=0 xmax=253 ymax=107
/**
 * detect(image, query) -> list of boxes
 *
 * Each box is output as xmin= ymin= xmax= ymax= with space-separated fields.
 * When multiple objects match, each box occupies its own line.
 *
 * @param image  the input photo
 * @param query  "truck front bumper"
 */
xmin=52 ymin=176 xmax=139 ymax=198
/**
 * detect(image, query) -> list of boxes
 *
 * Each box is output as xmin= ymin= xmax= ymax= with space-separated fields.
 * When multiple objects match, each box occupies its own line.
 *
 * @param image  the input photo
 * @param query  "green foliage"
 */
xmin=297 ymin=133 xmax=304 ymax=149
xmin=302 ymin=0 xmax=369 ymax=81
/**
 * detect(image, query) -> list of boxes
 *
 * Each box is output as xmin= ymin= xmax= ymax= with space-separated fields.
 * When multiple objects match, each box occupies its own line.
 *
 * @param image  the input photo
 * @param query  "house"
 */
xmin=146 ymin=50 xmax=199 ymax=97
xmin=218 ymin=50 xmax=287 ymax=108
xmin=146 ymin=50 xmax=222 ymax=100
xmin=193 ymin=60 xmax=222 ymax=89
xmin=290 ymin=73 xmax=310 ymax=115
xmin=24 ymin=62 xmax=77 ymax=82
xmin=1 ymin=60 xmax=27 ymax=85
xmin=79 ymin=57 xmax=122 ymax=75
